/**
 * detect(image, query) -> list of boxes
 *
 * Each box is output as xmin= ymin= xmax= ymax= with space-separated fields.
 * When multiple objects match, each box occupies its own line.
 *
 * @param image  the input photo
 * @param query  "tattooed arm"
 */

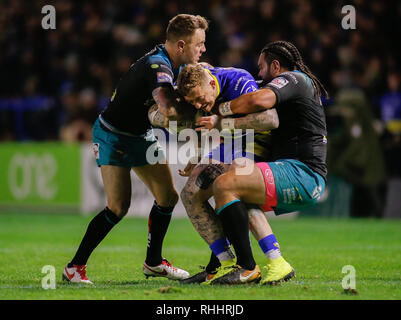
xmin=152 ymin=86 xmax=198 ymax=124
xmin=151 ymin=87 xmax=179 ymax=120
xmin=195 ymin=108 xmax=279 ymax=131
xmin=231 ymin=108 xmax=279 ymax=131
xmin=148 ymin=102 xmax=201 ymax=131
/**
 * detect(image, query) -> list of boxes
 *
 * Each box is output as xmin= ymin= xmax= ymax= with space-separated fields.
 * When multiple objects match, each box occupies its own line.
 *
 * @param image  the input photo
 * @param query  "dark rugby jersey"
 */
xmin=263 ymin=71 xmax=328 ymax=180
xmin=101 ymin=45 xmax=178 ymax=135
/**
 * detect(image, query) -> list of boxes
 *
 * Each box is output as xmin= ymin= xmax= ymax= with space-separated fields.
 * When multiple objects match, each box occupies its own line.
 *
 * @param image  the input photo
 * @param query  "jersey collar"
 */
xmin=161 ymin=44 xmax=180 ymax=79
xmin=205 ymin=68 xmax=221 ymax=97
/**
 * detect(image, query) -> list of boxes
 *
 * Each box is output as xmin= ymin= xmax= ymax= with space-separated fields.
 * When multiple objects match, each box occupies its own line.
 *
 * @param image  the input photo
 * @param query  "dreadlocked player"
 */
xmin=206 ymin=40 xmax=328 ymax=285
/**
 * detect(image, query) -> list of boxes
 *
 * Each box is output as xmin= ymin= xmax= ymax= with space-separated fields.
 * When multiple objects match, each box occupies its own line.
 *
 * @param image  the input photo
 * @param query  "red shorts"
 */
xmin=255 ymin=162 xmax=278 ymax=212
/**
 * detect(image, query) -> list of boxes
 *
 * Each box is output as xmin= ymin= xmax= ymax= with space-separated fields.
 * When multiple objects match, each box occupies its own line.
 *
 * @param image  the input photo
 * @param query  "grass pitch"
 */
xmin=0 ymin=213 xmax=400 ymax=300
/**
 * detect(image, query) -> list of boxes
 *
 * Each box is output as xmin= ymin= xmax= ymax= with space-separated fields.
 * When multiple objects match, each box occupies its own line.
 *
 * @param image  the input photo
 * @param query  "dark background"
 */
xmin=1 ymin=0 xmax=400 ymax=217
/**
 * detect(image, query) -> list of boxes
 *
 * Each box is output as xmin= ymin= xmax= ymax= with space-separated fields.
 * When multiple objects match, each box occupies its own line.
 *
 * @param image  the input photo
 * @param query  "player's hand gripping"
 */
xmin=178 ymin=157 xmax=199 ymax=177
xmin=195 ymin=114 xmax=221 ymax=131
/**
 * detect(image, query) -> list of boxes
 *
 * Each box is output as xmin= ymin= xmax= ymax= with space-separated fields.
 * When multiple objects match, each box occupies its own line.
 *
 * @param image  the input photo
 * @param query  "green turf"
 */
xmin=0 ymin=213 xmax=400 ymax=300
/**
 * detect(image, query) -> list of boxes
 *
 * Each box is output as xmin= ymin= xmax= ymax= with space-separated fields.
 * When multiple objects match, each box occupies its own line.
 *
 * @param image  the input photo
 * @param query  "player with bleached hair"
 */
xmin=149 ymin=63 xmax=287 ymax=284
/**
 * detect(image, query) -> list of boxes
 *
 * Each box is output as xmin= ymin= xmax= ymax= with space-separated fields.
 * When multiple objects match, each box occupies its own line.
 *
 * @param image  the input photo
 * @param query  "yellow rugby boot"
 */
xmin=201 ymin=258 xmax=236 ymax=285
xmin=260 ymin=256 xmax=295 ymax=285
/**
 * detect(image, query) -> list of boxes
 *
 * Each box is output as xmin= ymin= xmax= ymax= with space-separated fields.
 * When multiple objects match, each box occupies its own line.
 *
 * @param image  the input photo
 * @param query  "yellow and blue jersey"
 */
xmin=202 ymin=66 xmax=272 ymax=163
xmin=203 ymin=67 xmax=258 ymax=103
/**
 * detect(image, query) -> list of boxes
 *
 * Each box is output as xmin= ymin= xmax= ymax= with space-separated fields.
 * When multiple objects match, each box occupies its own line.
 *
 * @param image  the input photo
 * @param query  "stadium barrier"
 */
xmin=0 ymin=142 xmax=369 ymax=218
xmin=0 ymin=142 xmax=190 ymax=217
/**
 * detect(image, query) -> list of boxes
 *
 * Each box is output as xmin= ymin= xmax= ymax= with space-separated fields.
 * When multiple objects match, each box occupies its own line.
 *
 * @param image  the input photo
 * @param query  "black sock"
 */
xmin=69 ymin=207 xmax=121 ymax=266
xmin=205 ymin=252 xmax=221 ymax=273
xmin=145 ymin=201 xmax=174 ymax=266
xmin=217 ymin=200 xmax=256 ymax=270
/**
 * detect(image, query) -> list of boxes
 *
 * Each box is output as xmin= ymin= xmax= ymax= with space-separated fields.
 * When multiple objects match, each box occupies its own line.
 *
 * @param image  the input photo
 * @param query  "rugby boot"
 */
xmin=201 ymin=258 xmax=237 ymax=285
xmin=179 ymin=266 xmax=217 ymax=284
xmin=260 ymin=256 xmax=295 ymax=285
xmin=62 ymin=263 xmax=94 ymax=285
xmin=206 ymin=264 xmax=261 ymax=285
xmin=143 ymin=258 xmax=190 ymax=280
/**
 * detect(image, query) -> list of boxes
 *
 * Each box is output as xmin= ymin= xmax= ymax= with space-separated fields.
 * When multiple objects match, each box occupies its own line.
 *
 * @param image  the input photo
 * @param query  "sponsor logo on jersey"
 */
xmin=245 ymin=85 xmax=257 ymax=93
xmin=157 ymin=72 xmax=172 ymax=83
xmin=234 ymin=77 xmax=244 ymax=91
xmin=264 ymin=168 xmax=275 ymax=185
xmin=268 ymin=77 xmax=289 ymax=89
xmin=312 ymin=185 xmax=323 ymax=200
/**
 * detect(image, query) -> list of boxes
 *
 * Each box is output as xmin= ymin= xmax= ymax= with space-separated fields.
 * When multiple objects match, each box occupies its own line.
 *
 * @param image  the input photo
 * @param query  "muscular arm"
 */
xmin=152 ymin=86 xmax=179 ymax=120
xmin=232 ymin=108 xmax=279 ymax=131
xmin=219 ymin=88 xmax=277 ymax=115
xmin=196 ymin=108 xmax=279 ymax=131
xmin=148 ymin=101 xmax=200 ymax=134
xmin=148 ymin=103 xmax=169 ymax=127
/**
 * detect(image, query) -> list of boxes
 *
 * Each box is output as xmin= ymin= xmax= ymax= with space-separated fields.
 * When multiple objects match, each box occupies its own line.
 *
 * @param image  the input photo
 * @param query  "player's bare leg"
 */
xmin=180 ymin=162 xmax=229 ymax=245
xmin=180 ymin=157 xmax=269 ymax=284
xmin=101 ymin=165 xmax=132 ymax=217
xmin=248 ymin=205 xmax=272 ymax=241
xmin=180 ymin=161 xmax=235 ymax=283
xmin=181 ymin=157 xmax=260 ymax=245
xmin=63 ymin=165 xmax=131 ymax=284
xmin=133 ymin=162 xmax=189 ymax=280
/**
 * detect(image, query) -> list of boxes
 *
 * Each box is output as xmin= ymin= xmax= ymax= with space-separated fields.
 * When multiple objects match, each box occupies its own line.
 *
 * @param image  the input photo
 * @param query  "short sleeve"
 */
xmin=145 ymin=58 xmax=175 ymax=92
xmin=264 ymin=72 xmax=305 ymax=105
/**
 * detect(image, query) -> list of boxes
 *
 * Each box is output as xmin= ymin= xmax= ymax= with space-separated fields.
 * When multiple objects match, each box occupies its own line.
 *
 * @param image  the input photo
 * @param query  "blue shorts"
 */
xmin=92 ymin=117 xmax=165 ymax=168
xmin=267 ymin=159 xmax=326 ymax=215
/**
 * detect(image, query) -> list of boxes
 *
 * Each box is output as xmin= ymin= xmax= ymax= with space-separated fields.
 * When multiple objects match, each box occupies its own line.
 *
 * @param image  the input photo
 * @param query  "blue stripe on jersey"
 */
xmin=148 ymin=45 xmax=172 ymax=70
xmin=294 ymin=70 xmax=313 ymax=87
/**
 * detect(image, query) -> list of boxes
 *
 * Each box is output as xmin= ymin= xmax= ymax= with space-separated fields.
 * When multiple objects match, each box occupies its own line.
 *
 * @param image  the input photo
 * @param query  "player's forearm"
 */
xmin=152 ymin=86 xmax=179 ymax=120
xmin=148 ymin=104 xmax=169 ymax=127
xmin=231 ymin=109 xmax=279 ymax=131
xmin=218 ymin=88 xmax=277 ymax=116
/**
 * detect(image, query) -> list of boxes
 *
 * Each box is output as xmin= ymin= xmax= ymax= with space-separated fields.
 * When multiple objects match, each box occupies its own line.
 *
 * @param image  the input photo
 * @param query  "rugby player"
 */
xmin=62 ymin=14 xmax=208 ymax=284
xmin=208 ymin=41 xmax=328 ymax=285
xmin=150 ymin=63 xmax=282 ymax=284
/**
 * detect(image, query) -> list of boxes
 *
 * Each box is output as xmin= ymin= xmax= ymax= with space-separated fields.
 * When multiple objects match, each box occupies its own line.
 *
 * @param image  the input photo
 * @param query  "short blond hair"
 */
xmin=177 ymin=64 xmax=209 ymax=97
xmin=166 ymin=14 xmax=209 ymax=42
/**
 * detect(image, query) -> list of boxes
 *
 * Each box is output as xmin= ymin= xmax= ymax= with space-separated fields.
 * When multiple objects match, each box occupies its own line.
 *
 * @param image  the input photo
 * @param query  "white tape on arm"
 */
xmin=149 ymin=108 xmax=168 ymax=127
xmin=218 ymin=101 xmax=234 ymax=116
xmin=220 ymin=118 xmax=235 ymax=130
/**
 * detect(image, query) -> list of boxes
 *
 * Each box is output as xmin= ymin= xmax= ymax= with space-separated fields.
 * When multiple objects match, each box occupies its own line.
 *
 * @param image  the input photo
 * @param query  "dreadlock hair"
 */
xmin=261 ymin=41 xmax=329 ymax=99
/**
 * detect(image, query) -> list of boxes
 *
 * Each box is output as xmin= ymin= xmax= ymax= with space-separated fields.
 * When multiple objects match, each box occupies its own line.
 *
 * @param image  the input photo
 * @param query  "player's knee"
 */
xmin=108 ymin=200 xmax=130 ymax=218
xmin=156 ymin=188 xmax=179 ymax=208
xmin=170 ymin=190 xmax=179 ymax=207
xmin=213 ymin=174 xmax=231 ymax=195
